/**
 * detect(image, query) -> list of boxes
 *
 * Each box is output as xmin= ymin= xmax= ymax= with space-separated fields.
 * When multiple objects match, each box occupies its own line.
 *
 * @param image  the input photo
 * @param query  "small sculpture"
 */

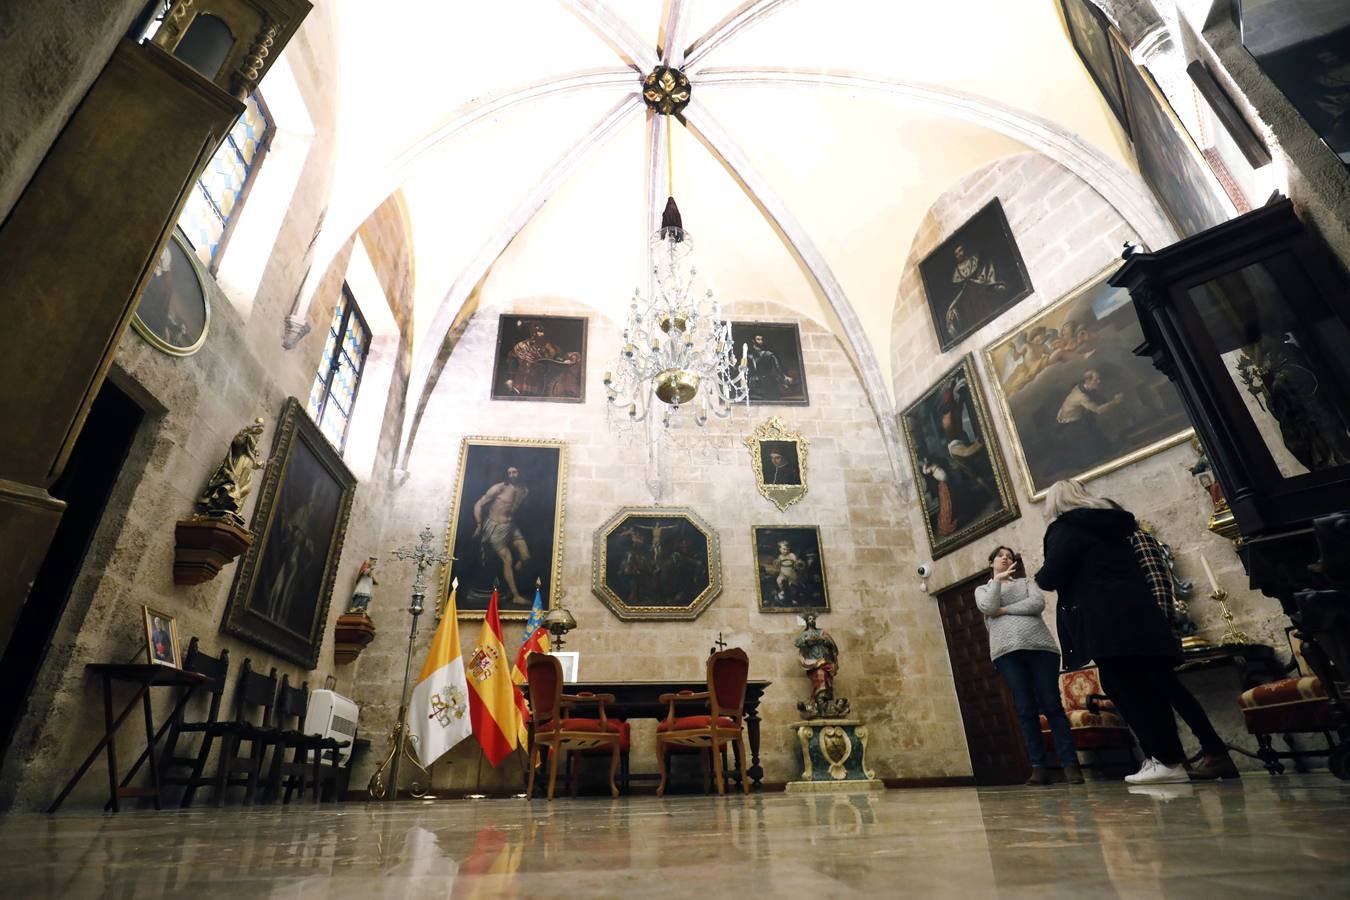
xmin=196 ymin=418 xmax=266 ymax=526
xmin=347 ymin=557 xmax=378 ymax=615
xmin=795 ymin=613 xmax=849 ymax=719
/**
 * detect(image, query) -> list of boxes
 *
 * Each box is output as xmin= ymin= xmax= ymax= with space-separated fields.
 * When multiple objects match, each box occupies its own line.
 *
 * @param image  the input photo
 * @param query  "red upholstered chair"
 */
xmin=524 ymin=652 xmax=622 ymax=800
xmin=1039 ymin=666 xmax=1135 ymax=768
xmin=656 ymin=648 xmax=750 ymax=797
xmin=1238 ymin=628 xmax=1340 ymax=774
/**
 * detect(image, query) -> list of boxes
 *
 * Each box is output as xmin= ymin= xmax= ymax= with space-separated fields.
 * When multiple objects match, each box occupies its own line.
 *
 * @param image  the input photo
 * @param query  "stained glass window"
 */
xmin=178 ymin=92 xmax=273 ymax=269
xmin=309 ymin=284 xmax=371 ymax=453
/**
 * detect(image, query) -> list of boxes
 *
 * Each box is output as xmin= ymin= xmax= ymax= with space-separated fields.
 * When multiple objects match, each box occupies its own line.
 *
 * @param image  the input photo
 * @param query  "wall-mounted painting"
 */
xmin=1059 ymin=0 xmax=1131 ymax=137
xmin=592 ymin=507 xmax=721 ymax=621
xmin=729 ymin=322 xmax=809 ymax=405
xmin=442 ymin=437 xmax=566 ymax=621
xmin=900 ymin=355 xmax=1020 ymax=558
xmin=744 ymin=416 xmax=809 ymax=511
xmin=1111 ymin=32 xmax=1235 ymax=237
xmin=753 ymin=525 xmax=830 ymax=613
xmin=222 ymin=397 xmax=356 ymax=669
xmin=490 ymin=314 xmax=587 ymax=402
xmin=983 ymin=263 xmax=1193 ymax=499
xmin=131 ymin=229 xmax=210 ymax=356
xmin=919 ymin=199 xmax=1035 ymax=352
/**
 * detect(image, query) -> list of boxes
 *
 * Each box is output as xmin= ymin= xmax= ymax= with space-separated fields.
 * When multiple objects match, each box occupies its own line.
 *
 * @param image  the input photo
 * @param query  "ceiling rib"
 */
xmin=557 ymin=0 xmax=659 ymax=73
xmin=683 ymin=0 xmax=799 ymax=71
xmin=660 ymin=0 xmax=688 ymax=67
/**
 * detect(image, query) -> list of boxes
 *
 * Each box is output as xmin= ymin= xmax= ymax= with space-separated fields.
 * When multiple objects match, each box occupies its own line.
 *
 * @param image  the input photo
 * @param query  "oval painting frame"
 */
xmin=131 ymin=229 xmax=210 ymax=356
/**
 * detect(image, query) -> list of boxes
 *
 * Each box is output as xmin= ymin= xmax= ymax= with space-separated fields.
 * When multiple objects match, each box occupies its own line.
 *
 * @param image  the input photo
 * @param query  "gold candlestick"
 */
xmin=1209 ymin=588 xmax=1252 ymax=645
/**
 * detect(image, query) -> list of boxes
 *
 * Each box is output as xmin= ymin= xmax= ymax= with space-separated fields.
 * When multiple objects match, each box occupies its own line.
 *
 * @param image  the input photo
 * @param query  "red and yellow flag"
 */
xmin=466 ymin=589 xmax=527 ymax=767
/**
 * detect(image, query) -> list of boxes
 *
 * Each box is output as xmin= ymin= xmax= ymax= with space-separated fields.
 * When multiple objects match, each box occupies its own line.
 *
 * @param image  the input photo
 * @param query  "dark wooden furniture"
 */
xmin=1177 ymin=643 xmax=1280 ymax=689
xmin=152 ymin=638 xmax=230 ymax=807
xmin=46 ymin=663 xmax=213 ymax=813
xmin=185 ymin=659 xmax=279 ymax=807
xmin=524 ymin=653 xmax=622 ymax=801
xmin=267 ymin=675 xmax=326 ymax=804
xmin=655 ymin=649 xmax=751 ymax=797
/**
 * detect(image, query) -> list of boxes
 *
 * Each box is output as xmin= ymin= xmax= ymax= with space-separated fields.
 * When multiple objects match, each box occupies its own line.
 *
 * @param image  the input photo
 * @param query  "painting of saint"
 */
xmin=758 ymin=440 xmax=802 ymax=486
xmin=900 ymin=355 xmax=1020 ymax=558
xmin=729 ymin=322 xmax=810 ymax=405
xmin=753 ymin=526 xmax=829 ymax=613
xmin=132 ymin=230 xmax=209 ymax=356
xmin=592 ymin=507 xmax=722 ymax=621
xmin=919 ymin=199 xmax=1035 ymax=351
xmin=1059 ymin=0 xmax=1130 ymax=137
xmin=490 ymin=314 xmax=587 ymax=402
xmin=984 ymin=264 xmax=1193 ymax=499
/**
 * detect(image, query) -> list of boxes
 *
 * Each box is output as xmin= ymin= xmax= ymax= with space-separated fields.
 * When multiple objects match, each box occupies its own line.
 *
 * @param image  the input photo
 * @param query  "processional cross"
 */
xmin=392 ymin=525 xmax=452 ymax=616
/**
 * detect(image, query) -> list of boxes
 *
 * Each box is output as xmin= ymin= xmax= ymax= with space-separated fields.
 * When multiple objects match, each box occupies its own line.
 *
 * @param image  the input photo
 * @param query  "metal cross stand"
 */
xmin=368 ymin=525 xmax=452 ymax=802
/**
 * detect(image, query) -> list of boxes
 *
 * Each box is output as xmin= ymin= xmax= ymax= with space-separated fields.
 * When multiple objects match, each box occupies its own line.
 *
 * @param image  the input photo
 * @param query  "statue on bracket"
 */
xmin=744 ymin=416 xmax=809 ymax=512
xmin=197 ymin=417 xmax=267 ymax=526
xmin=173 ymin=416 xmax=267 ymax=586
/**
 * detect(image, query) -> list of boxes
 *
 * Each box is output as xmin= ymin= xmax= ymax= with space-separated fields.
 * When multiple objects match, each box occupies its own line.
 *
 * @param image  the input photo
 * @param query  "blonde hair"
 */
xmin=1045 ymin=479 xmax=1114 ymax=520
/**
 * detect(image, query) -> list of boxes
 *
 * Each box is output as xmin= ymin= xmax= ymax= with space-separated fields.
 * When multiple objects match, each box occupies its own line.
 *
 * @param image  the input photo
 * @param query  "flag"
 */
xmin=512 ymin=586 xmax=550 ymax=684
xmin=408 ymin=583 xmax=472 ymax=767
xmin=466 ymin=589 xmax=527 ymax=767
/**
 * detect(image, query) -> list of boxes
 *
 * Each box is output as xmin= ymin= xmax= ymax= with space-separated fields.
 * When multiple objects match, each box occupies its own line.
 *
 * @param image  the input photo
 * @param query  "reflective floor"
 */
xmin=4 ymin=775 xmax=1349 ymax=898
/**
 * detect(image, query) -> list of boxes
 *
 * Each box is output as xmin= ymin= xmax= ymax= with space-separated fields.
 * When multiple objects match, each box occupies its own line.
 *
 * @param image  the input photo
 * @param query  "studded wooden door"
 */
xmin=936 ymin=574 xmax=1029 ymax=785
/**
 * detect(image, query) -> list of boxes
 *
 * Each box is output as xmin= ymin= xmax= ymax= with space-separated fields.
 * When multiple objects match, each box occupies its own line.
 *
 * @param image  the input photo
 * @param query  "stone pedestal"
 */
xmin=173 ymin=516 xmax=253 ymax=585
xmin=334 ymin=612 xmax=377 ymax=664
xmin=784 ymin=719 xmax=884 ymax=793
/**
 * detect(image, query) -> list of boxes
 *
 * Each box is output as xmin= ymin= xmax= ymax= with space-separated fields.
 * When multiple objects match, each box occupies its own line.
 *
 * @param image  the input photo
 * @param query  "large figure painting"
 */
xmin=729 ymin=322 xmax=809 ymax=405
xmin=223 ymin=398 xmax=356 ymax=669
xmin=753 ymin=525 xmax=830 ymax=613
xmin=983 ymin=264 xmax=1193 ymax=499
xmin=490 ymin=314 xmax=587 ymax=402
xmin=1060 ymin=0 xmax=1130 ymax=137
xmin=919 ymin=199 xmax=1035 ymax=351
xmin=443 ymin=437 xmax=566 ymax=620
xmin=592 ymin=507 xmax=721 ymax=621
xmin=900 ymin=356 xmax=1020 ymax=558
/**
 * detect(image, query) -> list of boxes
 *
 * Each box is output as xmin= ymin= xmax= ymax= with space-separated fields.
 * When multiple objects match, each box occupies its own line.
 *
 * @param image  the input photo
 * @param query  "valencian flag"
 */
xmin=512 ymin=586 xmax=551 ymax=683
xmin=408 ymin=581 xmax=473 ymax=767
xmin=466 ymin=589 xmax=527 ymax=766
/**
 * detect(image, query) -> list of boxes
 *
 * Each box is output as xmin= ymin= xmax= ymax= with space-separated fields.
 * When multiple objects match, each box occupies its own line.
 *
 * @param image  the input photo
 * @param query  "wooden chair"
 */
xmin=189 ymin=659 xmax=279 ymax=806
xmin=266 ymin=675 xmax=322 ymax=804
xmin=524 ymin=652 xmax=622 ymax=800
xmin=656 ymin=648 xmax=750 ymax=797
xmin=153 ymin=638 xmax=230 ymax=807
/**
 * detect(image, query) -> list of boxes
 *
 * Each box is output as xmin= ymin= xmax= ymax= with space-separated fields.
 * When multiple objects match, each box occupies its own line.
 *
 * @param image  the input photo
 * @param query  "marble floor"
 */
xmin=4 ymin=775 xmax=1348 ymax=898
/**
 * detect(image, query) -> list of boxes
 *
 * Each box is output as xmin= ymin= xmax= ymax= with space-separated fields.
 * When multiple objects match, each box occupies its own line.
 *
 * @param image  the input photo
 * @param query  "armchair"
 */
xmin=655 ymin=648 xmax=750 ymax=797
xmin=524 ymin=653 xmax=622 ymax=800
xmin=1039 ymin=666 xmax=1135 ymax=772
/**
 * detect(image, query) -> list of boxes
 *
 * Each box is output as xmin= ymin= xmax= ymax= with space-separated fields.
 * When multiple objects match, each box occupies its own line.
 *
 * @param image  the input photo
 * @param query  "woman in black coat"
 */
xmin=1036 ymin=479 xmax=1188 ymax=785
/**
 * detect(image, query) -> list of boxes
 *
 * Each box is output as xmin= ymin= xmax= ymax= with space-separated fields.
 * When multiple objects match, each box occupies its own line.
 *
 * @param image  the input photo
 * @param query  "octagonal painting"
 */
xmin=592 ymin=506 xmax=722 ymax=621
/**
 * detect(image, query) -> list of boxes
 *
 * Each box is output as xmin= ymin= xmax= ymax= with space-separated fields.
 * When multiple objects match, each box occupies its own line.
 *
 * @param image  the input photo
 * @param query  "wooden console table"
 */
xmin=1177 ymin=643 xmax=1280 ymax=691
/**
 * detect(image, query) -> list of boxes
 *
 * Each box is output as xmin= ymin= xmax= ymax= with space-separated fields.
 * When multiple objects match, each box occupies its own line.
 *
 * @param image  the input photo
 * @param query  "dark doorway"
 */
xmin=936 ymin=573 xmax=1029 ymax=785
xmin=0 ymin=380 xmax=144 ymax=766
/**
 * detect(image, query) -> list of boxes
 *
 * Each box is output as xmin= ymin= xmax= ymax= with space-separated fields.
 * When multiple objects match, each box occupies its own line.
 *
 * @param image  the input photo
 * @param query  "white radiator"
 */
xmin=304 ymin=689 xmax=359 ymax=766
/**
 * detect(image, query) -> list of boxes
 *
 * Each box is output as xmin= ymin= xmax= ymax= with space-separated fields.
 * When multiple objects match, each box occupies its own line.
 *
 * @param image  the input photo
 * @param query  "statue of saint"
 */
xmin=794 ymin=613 xmax=849 ymax=719
xmin=196 ymin=418 xmax=266 ymax=526
xmin=347 ymin=557 xmax=378 ymax=615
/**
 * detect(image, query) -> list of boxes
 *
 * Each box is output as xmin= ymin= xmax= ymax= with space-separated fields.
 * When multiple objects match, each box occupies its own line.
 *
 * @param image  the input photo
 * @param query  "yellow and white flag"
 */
xmin=408 ymin=582 xmax=473 ymax=767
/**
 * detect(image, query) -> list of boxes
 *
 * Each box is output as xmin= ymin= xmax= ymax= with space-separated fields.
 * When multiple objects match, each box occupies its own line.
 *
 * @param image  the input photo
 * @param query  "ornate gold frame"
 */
xmin=130 ymin=228 xmax=211 ymax=357
xmin=744 ymin=416 xmax=809 ymax=512
xmin=439 ymin=436 xmax=567 ymax=621
xmin=751 ymin=524 xmax=830 ymax=614
xmin=592 ymin=506 xmax=722 ymax=621
xmin=982 ymin=263 xmax=1193 ymax=501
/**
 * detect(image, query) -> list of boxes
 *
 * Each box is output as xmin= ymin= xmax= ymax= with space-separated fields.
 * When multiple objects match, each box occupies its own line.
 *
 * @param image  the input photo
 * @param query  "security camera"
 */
xmin=916 ymin=563 xmax=932 ymax=579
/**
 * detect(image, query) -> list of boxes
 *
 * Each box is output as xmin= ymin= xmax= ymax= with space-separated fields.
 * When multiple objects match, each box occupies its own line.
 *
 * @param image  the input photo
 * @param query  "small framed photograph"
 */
xmin=143 ymin=606 xmax=181 ymax=668
xmin=552 ymin=651 xmax=580 ymax=683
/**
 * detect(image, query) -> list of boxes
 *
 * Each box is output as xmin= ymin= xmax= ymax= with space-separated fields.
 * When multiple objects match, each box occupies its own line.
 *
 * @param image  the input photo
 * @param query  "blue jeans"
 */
xmin=993 ymin=649 xmax=1078 ymax=768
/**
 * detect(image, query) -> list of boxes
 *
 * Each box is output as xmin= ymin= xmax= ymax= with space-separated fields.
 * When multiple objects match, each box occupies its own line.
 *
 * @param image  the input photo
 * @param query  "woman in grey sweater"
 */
xmin=975 ymin=545 xmax=1082 ymax=785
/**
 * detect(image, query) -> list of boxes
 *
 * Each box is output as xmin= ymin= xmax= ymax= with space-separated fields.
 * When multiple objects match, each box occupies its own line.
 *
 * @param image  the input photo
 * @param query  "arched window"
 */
xmin=178 ymin=92 xmax=273 ymax=270
xmin=308 ymin=283 xmax=372 ymax=453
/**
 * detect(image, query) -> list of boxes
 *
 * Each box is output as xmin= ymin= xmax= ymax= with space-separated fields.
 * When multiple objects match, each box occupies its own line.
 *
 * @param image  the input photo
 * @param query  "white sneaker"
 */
xmin=1125 ymin=758 xmax=1190 ymax=785
xmin=1124 ymin=758 xmax=1158 ymax=783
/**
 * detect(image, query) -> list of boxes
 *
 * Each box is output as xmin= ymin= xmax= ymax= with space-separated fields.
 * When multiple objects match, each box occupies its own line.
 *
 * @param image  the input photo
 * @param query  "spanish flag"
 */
xmin=466 ymin=589 xmax=527 ymax=767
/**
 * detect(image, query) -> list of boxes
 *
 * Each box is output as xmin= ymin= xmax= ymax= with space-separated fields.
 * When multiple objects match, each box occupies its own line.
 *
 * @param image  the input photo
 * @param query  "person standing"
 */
xmin=1036 ymin=480 xmax=1188 ymax=785
xmin=976 ymin=546 xmax=1083 ymax=785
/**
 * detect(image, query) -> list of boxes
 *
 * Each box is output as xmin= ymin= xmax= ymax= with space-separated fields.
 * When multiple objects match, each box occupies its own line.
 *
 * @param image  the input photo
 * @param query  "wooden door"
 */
xmin=936 ymin=574 xmax=1029 ymax=785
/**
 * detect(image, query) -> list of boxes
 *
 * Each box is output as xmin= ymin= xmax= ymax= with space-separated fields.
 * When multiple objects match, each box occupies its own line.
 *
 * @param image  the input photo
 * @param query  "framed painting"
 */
xmin=143 ymin=606 xmax=181 ymax=668
xmin=744 ymin=416 xmax=809 ymax=512
xmin=900 ymin=355 xmax=1020 ymax=558
xmin=729 ymin=322 xmax=809 ymax=405
xmin=131 ymin=228 xmax=210 ymax=356
xmin=1059 ymin=0 xmax=1131 ymax=137
xmin=592 ymin=506 xmax=721 ymax=621
xmin=222 ymin=397 xmax=357 ymax=669
xmin=1111 ymin=32 xmax=1236 ymax=237
xmin=753 ymin=525 xmax=830 ymax=613
xmin=441 ymin=437 xmax=566 ymax=620
xmin=919 ymin=199 xmax=1035 ymax=352
xmin=983 ymin=263 xmax=1193 ymax=499
xmin=490 ymin=314 xmax=587 ymax=402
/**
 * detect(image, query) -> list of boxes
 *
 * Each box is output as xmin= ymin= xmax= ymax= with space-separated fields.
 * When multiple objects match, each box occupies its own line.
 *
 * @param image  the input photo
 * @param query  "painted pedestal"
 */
xmin=784 ymin=719 xmax=884 ymax=793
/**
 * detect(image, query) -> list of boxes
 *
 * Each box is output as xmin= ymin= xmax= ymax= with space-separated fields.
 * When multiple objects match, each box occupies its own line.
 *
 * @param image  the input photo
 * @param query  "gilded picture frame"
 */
xmin=222 ymin=397 xmax=357 ymax=669
xmin=752 ymin=525 xmax=830 ymax=614
xmin=131 ymin=228 xmax=210 ymax=357
xmin=489 ymin=313 xmax=588 ymax=403
xmin=729 ymin=322 xmax=810 ymax=405
xmin=900 ymin=355 xmax=1020 ymax=559
xmin=982 ymin=262 xmax=1193 ymax=500
xmin=592 ymin=506 xmax=722 ymax=621
xmin=744 ymin=416 xmax=808 ymax=512
xmin=440 ymin=437 xmax=567 ymax=621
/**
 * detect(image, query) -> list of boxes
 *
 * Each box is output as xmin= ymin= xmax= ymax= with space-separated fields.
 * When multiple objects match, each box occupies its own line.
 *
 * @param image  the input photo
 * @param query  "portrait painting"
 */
xmin=490 ymin=314 xmax=587 ymax=402
xmin=143 ymin=606 xmax=180 ymax=668
xmin=744 ymin=416 xmax=809 ymax=512
xmin=919 ymin=199 xmax=1035 ymax=352
xmin=131 ymin=229 xmax=210 ymax=356
xmin=753 ymin=525 xmax=830 ymax=614
xmin=1112 ymin=33 xmax=1235 ymax=237
xmin=592 ymin=506 xmax=722 ymax=621
xmin=983 ymin=263 xmax=1193 ymax=499
xmin=729 ymin=322 xmax=809 ymax=405
xmin=223 ymin=397 xmax=356 ymax=669
xmin=443 ymin=437 xmax=566 ymax=621
xmin=900 ymin=355 xmax=1020 ymax=558
xmin=1060 ymin=0 xmax=1130 ymax=137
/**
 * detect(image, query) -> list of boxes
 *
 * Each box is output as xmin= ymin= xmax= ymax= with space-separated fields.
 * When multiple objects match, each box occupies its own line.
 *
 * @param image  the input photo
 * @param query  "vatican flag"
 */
xmin=408 ymin=582 xmax=472 ymax=768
